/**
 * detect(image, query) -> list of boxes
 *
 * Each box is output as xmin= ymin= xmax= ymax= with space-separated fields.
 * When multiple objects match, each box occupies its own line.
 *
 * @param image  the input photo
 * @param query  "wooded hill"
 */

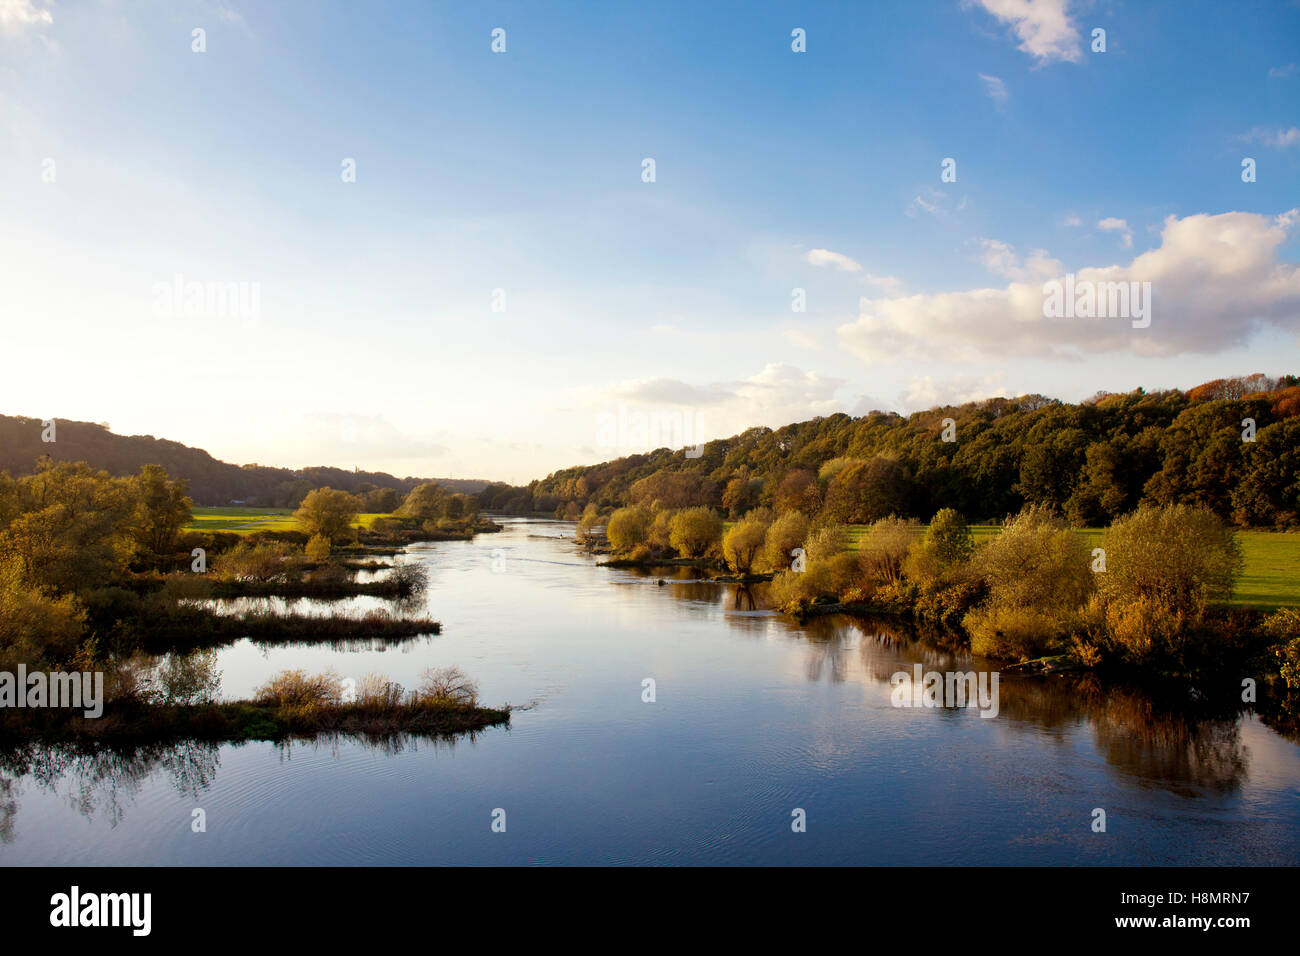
xmin=479 ymin=374 xmax=1300 ymax=528
xmin=0 ymin=415 xmax=489 ymax=506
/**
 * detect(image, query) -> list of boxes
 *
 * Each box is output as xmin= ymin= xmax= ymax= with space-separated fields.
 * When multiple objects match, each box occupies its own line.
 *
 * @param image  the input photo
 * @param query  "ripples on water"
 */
xmin=2 ymin=517 xmax=1298 ymax=865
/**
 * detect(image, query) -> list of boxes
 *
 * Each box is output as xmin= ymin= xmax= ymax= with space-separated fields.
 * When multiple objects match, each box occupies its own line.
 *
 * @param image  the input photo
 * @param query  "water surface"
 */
xmin=2 ymin=517 xmax=1298 ymax=865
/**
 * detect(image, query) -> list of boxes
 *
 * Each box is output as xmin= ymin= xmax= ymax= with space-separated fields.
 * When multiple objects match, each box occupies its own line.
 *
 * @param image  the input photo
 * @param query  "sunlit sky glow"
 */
xmin=1 ymin=0 xmax=1297 ymax=483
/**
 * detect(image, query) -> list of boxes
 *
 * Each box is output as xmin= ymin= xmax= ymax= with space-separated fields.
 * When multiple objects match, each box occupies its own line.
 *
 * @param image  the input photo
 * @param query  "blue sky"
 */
xmin=1 ymin=0 xmax=1297 ymax=483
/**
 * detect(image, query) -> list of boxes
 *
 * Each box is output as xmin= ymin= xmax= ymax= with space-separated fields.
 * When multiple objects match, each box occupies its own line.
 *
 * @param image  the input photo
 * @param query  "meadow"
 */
xmin=186 ymin=506 xmax=393 ymax=534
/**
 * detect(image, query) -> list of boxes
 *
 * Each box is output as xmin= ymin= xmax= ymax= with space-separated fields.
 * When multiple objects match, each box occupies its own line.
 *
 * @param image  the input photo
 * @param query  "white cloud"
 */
xmin=908 ymin=188 xmax=966 ymax=218
xmin=863 ymin=272 xmax=904 ymax=293
xmin=975 ymin=238 xmax=1063 ymax=280
xmin=1268 ymin=64 xmax=1297 ymax=78
xmin=0 ymin=0 xmax=51 ymax=34
xmin=978 ymin=73 xmax=1009 ymax=107
xmin=967 ymin=0 xmax=1083 ymax=64
xmin=909 ymin=192 xmax=939 ymax=216
xmin=1097 ymin=217 xmax=1134 ymax=249
xmin=1242 ymin=126 xmax=1300 ymax=149
xmin=582 ymin=364 xmax=850 ymax=442
xmin=806 ymin=248 xmax=862 ymax=272
xmin=900 ymin=374 xmax=1010 ymax=411
xmin=837 ymin=209 xmax=1300 ymax=362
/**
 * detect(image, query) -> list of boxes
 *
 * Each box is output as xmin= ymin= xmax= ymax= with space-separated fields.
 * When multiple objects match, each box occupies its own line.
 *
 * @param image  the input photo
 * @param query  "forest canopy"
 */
xmin=478 ymin=374 xmax=1300 ymax=529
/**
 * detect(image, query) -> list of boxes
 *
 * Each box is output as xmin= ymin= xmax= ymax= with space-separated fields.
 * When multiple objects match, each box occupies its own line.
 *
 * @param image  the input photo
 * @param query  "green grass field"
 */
xmin=186 ymin=506 xmax=393 ymax=534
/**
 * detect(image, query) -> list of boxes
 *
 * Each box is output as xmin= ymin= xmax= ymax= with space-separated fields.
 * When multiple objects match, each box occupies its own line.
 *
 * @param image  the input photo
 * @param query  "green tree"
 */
xmin=0 ymin=460 xmax=137 ymax=593
xmin=823 ymin=456 xmax=909 ymax=524
xmin=130 ymin=464 xmax=193 ymax=556
xmin=924 ymin=508 xmax=973 ymax=566
xmin=294 ymin=488 xmax=361 ymax=543
xmin=400 ymin=482 xmax=446 ymax=519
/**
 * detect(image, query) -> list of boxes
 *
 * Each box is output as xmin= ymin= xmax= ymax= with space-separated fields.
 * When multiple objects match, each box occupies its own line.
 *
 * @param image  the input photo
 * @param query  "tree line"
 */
xmin=477 ymin=374 xmax=1300 ymax=529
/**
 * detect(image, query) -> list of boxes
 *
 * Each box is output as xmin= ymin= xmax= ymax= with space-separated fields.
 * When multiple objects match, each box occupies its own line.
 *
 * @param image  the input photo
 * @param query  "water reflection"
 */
xmin=1 ymin=518 xmax=1295 ymax=862
xmin=0 ymin=728 xmax=497 ymax=837
xmin=732 ymin=605 xmax=1253 ymax=795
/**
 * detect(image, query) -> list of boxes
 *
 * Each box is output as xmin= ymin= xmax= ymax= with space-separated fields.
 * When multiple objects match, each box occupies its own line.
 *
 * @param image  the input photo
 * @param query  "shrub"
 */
xmin=1087 ymin=592 xmax=1183 ymax=663
xmin=859 ymin=516 xmax=920 ymax=585
xmin=966 ymin=605 xmax=1069 ymax=660
xmin=669 ymin=507 xmax=723 ymax=558
xmin=254 ymin=669 xmax=343 ymax=708
xmin=357 ymin=673 xmax=406 ymax=708
xmin=648 ymin=509 xmax=676 ymax=552
xmin=722 ymin=514 xmax=770 ymax=573
xmin=1097 ymin=504 xmax=1242 ymax=621
xmin=913 ymin=579 xmax=985 ymax=625
xmin=803 ymin=523 xmax=849 ymax=564
xmin=1263 ymin=608 xmax=1300 ymax=691
xmin=0 ymin=559 xmax=86 ymax=669
xmin=390 ymin=562 xmax=428 ymax=596
xmin=969 ymin=506 xmax=1093 ymax=614
xmin=212 ymin=541 xmax=292 ymax=584
xmin=961 ymin=506 xmax=1092 ymax=660
xmin=766 ymin=551 xmax=863 ymax=609
xmin=159 ymin=572 xmax=212 ymax=603
xmin=416 ymin=666 xmax=479 ymax=706
xmin=767 ymin=568 xmax=816 ymax=609
xmin=607 ymin=505 xmax=652 ymax=552
xmin=576 ymin=504 xmax=601 ymax=540
xmin=762 ymin=510 xmax=809 ymax=572
xmin=305 ymin=533 xmax=331 ymax=562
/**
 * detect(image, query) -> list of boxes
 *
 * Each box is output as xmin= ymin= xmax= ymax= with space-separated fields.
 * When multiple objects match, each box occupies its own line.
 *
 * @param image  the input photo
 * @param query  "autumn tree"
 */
xmin=607 ymin=505 xmax=652 ymax=551
xmin=762 ymin=510 xmax=809 ymax=572
xmin=294 ymin=488 xmax=361 ymax=543
xmin=722 ymin=515 xmax=769 ymax=574
xmin=400 ymin=482 xmax=446 ymax=519
xmin=130 ymin=464 xmax=193 ymax=556
xmin=668 ymin=507 xmax=722 ymax=558
xmin=773 ymin=469 xmax=821 ymax=515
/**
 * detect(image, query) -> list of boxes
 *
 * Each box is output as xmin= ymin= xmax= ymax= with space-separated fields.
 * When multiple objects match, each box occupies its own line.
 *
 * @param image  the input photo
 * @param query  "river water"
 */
xmin=2 ymin=516 xmax=1298 ymax=865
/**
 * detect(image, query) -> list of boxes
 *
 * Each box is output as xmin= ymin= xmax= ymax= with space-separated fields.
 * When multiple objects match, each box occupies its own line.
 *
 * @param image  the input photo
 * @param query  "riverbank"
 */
xmin=0 ymin=697 xmax=510 ymax=744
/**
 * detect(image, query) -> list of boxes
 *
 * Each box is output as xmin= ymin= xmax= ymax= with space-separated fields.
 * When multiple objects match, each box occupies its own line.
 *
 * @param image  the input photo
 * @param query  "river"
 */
xmin=2 ymin=516 xmax=1298 ymax=865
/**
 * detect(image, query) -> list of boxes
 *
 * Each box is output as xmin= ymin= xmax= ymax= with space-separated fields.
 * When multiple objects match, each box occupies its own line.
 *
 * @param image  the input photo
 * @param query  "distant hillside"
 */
xmin=479 ymin=373 xmax=1300 ymax=528
xmin=0 ymin=415 xmax=490 ymax=506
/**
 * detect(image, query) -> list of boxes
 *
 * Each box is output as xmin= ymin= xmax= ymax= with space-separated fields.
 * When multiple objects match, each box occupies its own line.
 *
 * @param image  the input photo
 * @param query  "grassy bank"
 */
xmin=132 ymin=607 xmax=441 ymax=654
xmin=831 ymin=524 xmax=1300 ymax=609
xmin=0 ymin=698 xmax=508 ymax=744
